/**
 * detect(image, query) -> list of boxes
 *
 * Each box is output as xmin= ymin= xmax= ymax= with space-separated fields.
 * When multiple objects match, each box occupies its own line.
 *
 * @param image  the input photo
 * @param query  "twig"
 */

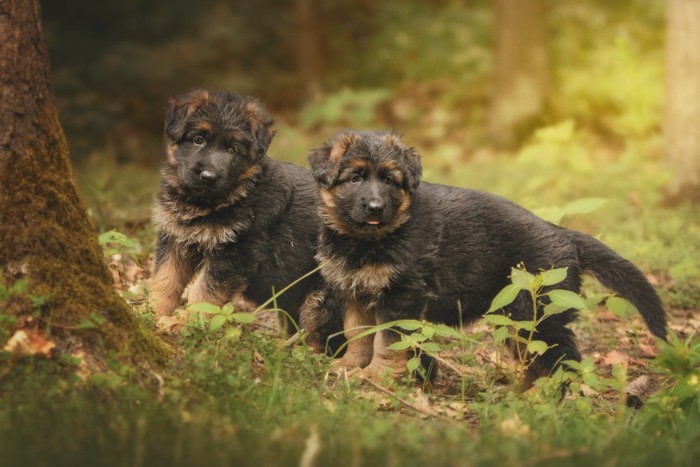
xmin=360 ymin=376 xmax=448 ymax=421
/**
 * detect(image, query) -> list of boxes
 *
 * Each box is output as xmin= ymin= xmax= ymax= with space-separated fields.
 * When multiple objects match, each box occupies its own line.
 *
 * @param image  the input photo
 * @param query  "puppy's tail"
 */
xmin=569 ymin=230 xmax=667 ymax=340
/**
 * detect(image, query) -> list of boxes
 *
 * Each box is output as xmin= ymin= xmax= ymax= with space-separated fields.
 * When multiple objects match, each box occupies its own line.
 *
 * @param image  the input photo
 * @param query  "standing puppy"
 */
xmin=151 ymin=89 xmax=339 ymax=339
xmin=302 ymin=130 xmax=667 ymax=385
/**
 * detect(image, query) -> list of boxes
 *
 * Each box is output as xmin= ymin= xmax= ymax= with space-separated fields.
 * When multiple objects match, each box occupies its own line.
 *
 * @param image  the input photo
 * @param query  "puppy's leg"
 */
xmin=151 ymin=239 xmax=197 ymax=317
xmin=353 ymin=328 xmax=409 ymax=381
xmin=332 ymin=300 xmax=375 ymax=370
xmin=353 ymin=295 xmax=423 ymax=381
xmin=300 ymin=288 xmax=346 ymax=355
xmin=520 ymin=318 xmax=581 ymax=390
xmin=187 ymin=259 xmax=240 ymax=307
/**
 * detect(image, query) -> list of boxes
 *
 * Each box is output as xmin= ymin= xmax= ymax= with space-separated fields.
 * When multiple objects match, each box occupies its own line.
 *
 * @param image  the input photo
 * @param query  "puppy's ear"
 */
xmin=384 ymin=133 xmax=422 ymax=193
xmin=400 ymin=146 xmax=422 ymax=193
xmin=308 ymin=132 xmax=357 ymax=187
xmin=242 ymin=99 xmax=275 ymax=162
xmin=164 ymin=89 xmax=210 ymax=142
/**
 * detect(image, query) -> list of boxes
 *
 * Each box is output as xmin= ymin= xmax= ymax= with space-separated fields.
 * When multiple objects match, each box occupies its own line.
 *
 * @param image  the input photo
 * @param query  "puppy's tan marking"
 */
xmin=151 ymin=247 xmax=195 ymax=317
xmin=353 ymin=330 xmax=409 ymax=381
xmin=329 ymin=133 xmax=357 ymax=163
xmin=317 ymin=253 xmax=397 ymax=298
xmin=187 ymin=262 xmax=238 ymax=307
xmin=300 ymin=290 xmax=329 ymax=353
xmin=332 ymin=300 xmax=376 ymax=370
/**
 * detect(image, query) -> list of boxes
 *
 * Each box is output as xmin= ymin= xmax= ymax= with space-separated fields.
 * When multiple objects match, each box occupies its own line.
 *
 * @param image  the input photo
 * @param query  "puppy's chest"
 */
xmin=317 ymin=250 xmax=400 ymax=299
xmin=155 ymin=203 xmax=254 ymax=251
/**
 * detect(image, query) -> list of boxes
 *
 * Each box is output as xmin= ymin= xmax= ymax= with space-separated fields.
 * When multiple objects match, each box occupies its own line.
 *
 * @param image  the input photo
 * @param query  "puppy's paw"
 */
xmin=329 ymin=356 xmax=363 ymax=375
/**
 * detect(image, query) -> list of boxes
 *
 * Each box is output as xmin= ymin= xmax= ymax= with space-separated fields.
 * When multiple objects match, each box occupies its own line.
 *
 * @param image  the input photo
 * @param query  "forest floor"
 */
xmin=2 ymin=127 xmax=699 ymax=466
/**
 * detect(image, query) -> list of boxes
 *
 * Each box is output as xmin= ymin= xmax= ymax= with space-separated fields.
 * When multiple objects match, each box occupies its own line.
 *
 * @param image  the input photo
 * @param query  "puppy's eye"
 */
xmin=383 ymin=176 xmax=395 ymax=186
xmin=192 ymin=135 xmax=206 ymax=145
xmin=350 ymin=173 xmax=363 ymax=183
xmin=227 ymin=145 xmax=242 ymax=154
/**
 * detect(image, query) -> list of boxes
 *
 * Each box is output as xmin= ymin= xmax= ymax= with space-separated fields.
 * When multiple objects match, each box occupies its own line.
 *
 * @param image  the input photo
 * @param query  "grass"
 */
xmin=1 ymin=313 xmax=699 ymax=467
xmin=4 ymin=88 xmax=700 ymax=467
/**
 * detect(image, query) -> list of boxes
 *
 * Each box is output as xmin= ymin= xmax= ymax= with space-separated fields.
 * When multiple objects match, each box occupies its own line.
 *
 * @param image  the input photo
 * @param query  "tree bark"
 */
xmin=489 ymin=0 xmax=549 ymax=148
xmin=294 ymin=0 xmax=325 ymax=100
xmin=0 ymin=0 xmax=168 ymax=365
xmin=664 ymin=0 xmax=700 ymax=204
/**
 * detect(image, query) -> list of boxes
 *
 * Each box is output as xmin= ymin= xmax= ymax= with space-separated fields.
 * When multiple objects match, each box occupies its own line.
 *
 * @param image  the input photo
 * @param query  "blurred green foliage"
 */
xmin=45 ymin=0 xmax=664 ymax=161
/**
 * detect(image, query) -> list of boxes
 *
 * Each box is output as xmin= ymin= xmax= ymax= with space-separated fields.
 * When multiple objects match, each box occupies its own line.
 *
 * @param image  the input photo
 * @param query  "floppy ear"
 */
xmin=308 ymin=132 xmax=357 ymax=187
xmin=164 ymin=89 xmax=210 ymax=142
xmin=242 ymin=99 xmax=275 ymax=162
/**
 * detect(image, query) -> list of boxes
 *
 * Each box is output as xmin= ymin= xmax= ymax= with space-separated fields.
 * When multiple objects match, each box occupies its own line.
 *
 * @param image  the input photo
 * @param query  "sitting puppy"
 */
xmin=301 ymin=130 xmax=667 ymax=385
xmin=151 ymin=89 xmax=341 ymax=342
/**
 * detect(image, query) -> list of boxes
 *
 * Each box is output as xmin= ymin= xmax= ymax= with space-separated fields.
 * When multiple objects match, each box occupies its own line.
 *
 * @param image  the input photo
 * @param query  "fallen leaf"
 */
xmin=625 ymin=375 xmax=650 ymax=397
xmin=3 ymin=328 xmax=55 ymax=357
xmin=637 ymin=342 xmax=657 ymax=358
xmin=601 ymin=350 xmax=629 ymax=367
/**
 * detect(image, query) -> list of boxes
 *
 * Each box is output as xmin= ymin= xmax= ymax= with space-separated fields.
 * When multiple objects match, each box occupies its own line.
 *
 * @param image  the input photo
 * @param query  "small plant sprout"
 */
xmin=98 ymin=229 xmax=143 ymax=288
xmin=483 ymin=264 xmax=589 ymax=385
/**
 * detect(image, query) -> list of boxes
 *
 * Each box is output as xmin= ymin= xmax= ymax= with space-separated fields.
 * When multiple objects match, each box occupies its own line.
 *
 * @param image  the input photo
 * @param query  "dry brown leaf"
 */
xmin=638 ymin=342 xmax=658 ymax=358
xmin=3 ymin=328 xmax=56 ymax=357
xmin=625 ymin=375 xmax=650 ymax=398
xmin=601 ymin=350 xmax=629 ymax=367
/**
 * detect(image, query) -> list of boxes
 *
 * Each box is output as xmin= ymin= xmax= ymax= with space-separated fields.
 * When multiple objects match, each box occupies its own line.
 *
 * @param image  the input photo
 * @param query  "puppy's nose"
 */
xmin=199 ymin=169 xmax=218 ymax=182
xmin=367 ymin=198 xmax=384 ymax=213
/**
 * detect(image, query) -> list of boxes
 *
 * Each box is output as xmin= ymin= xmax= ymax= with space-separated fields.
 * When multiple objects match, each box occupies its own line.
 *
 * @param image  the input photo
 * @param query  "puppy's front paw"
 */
xmin=330 ymin=355 xmax=365 ymax=374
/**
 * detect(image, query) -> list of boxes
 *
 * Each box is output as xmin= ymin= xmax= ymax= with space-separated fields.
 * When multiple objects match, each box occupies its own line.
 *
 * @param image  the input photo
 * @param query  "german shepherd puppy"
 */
xmin=151 ymin=89 xmax=339 ymax=339
xmin=301 ymin=130 xmax=667 ymax=385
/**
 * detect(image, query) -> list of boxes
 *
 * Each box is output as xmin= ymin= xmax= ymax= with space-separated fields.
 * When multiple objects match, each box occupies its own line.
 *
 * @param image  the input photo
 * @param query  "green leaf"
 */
xmin=511 ymin=268 xmax=535 ymax=289
xmin=10 ymin=279 xmax=28 ymax=294
xmin=431 ymin=324 xmax=463 ymax=339
xmin=421 ymin=342 xmax=442 ymax=353
xmin=406 ymin=357 xmax=421 ymax=372
xmin=396 ymin=320 xmax=423 ymax=331
xmin=514 ymin=321 xmax=536 ymax=332
xmin=409 ymin=332 xmax=428 ymax=343
xmin=606 ymin=296 xmax=635 ymax=317
xmin=547 ymin=289 xmax=587 ymax=310
xmin=583 ymin=373 xmax=601 ymax=388
xmin=225 ymin=327 xmax=242 ymax=340
xmin=482 ymin=314 xmax=516 ymax=327
xmin=543 ymin=302 xmax=568 ymax=316
xmin=388 ymin=340 xmax=412 ymax=351
xmin=188 ymin=302 xmax=223 ymax=314
xmin=231 ymin=312 xmax=256 ymax=324
xmin=88 ymin=312 xmax=106 ymax=325
xmin=78 ymin=318 xmax=97 ymax=329
xmin=527 ymin=340 xmax=549 ymax=355
xmin=486 ymin=284 xmax=522 ymax=313
xmin=539 ymin=268 xmax=568 ymax=286
xmin=561 ymin=198 xmax=607 ymax=218
xmin=493 ymin=326 xmax=510 ymax=345
xmin=209 ymin=314 xmax=227 ymax=332
xmin=421 ymin=326 xmax=435 ymax=339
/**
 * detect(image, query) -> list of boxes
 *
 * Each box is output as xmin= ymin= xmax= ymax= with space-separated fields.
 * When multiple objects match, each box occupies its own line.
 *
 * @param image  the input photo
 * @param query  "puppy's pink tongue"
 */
xmin=368 ymin=219 xmax=381 ymax=225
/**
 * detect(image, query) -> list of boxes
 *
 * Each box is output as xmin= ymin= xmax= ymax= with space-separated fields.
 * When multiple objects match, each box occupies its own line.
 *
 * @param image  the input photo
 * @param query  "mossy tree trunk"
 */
xmin=0 ymin=0 xmax=168 ymax=365
xmin=664 ymin=0 xmax=700 ymax=204
xmin=489 ymin=0 xmax=549 ymax=148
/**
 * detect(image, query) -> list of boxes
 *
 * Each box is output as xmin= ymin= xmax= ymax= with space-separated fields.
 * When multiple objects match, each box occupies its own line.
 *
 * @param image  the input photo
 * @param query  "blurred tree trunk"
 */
xmin=664 ymin=0 xmax=700 ymax=204
xmin=489 ymin=0 xmax=549 ymax=148
xmin=294 ymin=0 xmax=325 ymax=100
xmin=0 ymin=0 xmax=168 ymax=366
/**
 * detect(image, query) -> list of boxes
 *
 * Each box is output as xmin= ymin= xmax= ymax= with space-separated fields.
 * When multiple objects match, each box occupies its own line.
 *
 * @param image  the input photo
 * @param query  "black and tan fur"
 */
xmin=151 ymin=89 xmax=341 ymax=341
xmin=302 ymin=130 xmax=667 ymax=385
